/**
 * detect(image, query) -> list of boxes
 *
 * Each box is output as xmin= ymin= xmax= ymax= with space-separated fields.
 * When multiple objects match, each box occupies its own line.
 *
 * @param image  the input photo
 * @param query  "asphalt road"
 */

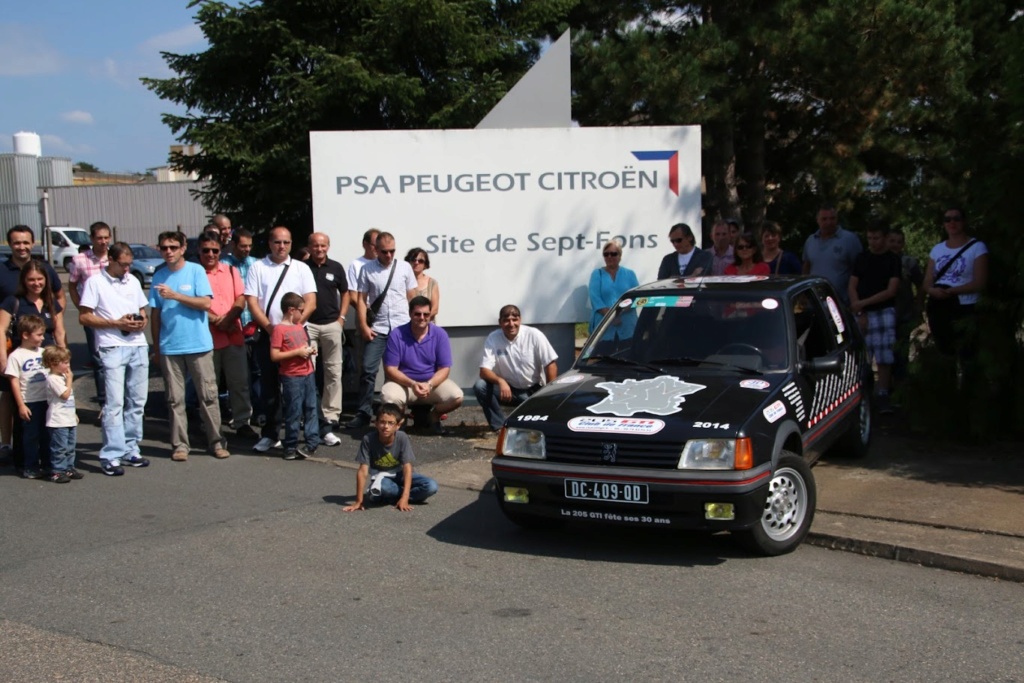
xmin=2 ymin=451 xmax=1024 ymax=683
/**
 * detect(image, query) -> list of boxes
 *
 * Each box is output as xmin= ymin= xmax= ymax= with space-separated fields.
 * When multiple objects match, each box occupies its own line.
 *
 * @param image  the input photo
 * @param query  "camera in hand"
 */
xmin=122 ymin=313 xmax=143 ymax=336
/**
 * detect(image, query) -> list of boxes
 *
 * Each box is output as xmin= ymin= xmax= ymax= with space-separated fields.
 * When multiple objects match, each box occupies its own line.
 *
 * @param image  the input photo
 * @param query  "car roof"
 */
xmin=629 ymin=275 xmax=829 ymax=297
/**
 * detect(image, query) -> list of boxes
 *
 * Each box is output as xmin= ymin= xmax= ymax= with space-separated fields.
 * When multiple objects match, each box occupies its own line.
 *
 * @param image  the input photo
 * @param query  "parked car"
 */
xmin=491 ymin=275 xmax=872 ymax=556
xmin=128 ymin=243 xmax=164 ymax=288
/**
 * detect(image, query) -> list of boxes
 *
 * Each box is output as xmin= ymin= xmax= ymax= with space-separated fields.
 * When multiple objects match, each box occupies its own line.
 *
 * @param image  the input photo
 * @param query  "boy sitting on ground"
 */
xmin=342 ymin=403 xmax=438 ymax=512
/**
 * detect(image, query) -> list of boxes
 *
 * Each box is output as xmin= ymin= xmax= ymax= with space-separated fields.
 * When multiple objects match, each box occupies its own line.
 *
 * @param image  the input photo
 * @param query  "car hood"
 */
xmin=508 ymin=369 xmax=787 ymax=436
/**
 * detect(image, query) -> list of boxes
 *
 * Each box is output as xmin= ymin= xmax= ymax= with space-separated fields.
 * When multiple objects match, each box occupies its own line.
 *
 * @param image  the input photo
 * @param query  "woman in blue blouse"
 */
xmin=589 ymin=241 xmax=640 ymax=339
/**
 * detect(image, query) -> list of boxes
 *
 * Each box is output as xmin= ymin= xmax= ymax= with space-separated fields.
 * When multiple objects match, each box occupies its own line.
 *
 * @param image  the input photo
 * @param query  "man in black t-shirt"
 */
xmin=848 ymin=222 xmax=901 ymax=413
xmin=306 ymin=232 xmax=349 ymax=441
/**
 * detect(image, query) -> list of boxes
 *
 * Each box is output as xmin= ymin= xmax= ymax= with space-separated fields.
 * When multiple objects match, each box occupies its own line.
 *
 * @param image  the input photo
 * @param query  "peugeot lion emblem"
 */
xmin=601 ymin=443 xmax=618 ymax=463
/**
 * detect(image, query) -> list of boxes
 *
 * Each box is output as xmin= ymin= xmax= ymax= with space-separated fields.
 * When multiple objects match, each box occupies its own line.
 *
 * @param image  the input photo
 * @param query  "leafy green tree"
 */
xmin=74 ymin=161 xmax=100 ymax=173
xmin=144 ymin=0 xmax=572 ymax=236
xmin=571 ymin=1 xmax=971 ymax=241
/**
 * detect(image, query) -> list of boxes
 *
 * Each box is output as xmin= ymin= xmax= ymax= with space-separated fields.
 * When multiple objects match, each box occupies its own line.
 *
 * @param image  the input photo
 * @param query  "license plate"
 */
xmin=564 ymin=479 xmax=649 ymax=504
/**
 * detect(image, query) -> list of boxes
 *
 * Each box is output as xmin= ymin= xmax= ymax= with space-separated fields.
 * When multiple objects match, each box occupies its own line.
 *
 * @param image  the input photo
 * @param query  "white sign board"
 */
xmin=310 ymin=126 xmax=701 ymax=327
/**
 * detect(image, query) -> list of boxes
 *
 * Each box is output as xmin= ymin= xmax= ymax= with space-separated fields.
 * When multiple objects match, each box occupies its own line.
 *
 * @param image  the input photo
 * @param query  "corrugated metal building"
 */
xmin=0 ymin=154 xmax=41 ymax=233
xmin=43 ymin=181 xmax=213 ymax=244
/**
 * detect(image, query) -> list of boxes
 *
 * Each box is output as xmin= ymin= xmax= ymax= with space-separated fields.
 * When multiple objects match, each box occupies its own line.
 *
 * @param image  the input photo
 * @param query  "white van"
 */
xmin=43 ymin=226 xmax=91 ymax=272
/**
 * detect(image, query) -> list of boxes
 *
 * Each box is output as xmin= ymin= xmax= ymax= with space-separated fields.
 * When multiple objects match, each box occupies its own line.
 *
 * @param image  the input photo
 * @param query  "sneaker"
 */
xmin=64 ymin=469 xmax=84 ymax=480
xmin=431 ymin=421 xmax=451 ymax=436
xmin=171 ymin=449 xmax=189 ymax=462
xmin=254 ymin=437 xmax=281 ymax=453
xmin=322 ymin=432 xmax=341 ymax=447
xmin=297 ymin=445 xmax=317 ymax=459
xmin=344 ymin=414 xmax=370 ymax=430
xmin=235 ymin=424 xmax=259 ymax=439
xmin=123 ymin=455 xmax=150 ymax=468
xmin=101 ymin=461 xmax=125 ymax=477
xmin=283 ymin=449 xmax=303 ymax=461
xmin=21 ymin=470 xmax=43 ymax=480
xmin=213 ymin=447 xmax=230 ymax=459
xmin=47 ymin=471 xmax=71 ymax=484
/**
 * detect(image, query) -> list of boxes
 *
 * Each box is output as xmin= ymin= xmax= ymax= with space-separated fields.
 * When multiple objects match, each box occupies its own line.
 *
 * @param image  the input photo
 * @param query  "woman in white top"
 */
xmin=922 ymin=206 xmax=988 ymax=356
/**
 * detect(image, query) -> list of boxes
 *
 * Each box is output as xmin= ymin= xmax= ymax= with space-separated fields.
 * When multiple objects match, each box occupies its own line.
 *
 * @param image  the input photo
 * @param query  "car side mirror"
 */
xmin=802 ymin=356 xmax=842 ymax=374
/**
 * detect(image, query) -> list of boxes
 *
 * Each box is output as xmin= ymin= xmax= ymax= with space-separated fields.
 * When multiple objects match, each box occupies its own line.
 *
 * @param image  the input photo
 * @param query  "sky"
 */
xmin=0 ymin=1 xmax=207 ymax=174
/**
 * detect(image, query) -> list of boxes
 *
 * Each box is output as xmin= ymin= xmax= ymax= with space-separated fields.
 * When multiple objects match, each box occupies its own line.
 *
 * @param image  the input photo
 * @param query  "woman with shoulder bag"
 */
xmin=922 ymin=206 xmax=988 ymax=356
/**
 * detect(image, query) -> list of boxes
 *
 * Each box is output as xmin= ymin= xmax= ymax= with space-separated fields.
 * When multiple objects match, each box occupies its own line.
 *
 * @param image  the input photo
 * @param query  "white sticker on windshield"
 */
xmin=587 ymin=375 xmax=706 ymax=417
xmin=825 ymin=296 xmax=846 ymax=332
xmin=618 ymin=298 xmax=632 ymax=308
xmin=761 ymin=298 xmax=779 ymax=310
xmin=553 ymin=374 xmax=585 ymax=385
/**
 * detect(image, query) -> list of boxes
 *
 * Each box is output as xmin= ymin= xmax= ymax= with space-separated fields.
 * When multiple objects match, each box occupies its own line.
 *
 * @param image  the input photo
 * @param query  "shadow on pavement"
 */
xmin=820 ymin=422 xmax=1024 ymax=494
xmin=424 ymin=489 xmax=750 ymax=568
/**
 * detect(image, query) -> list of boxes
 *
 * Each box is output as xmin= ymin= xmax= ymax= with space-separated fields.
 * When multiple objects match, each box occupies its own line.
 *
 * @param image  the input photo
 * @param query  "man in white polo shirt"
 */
xmin=245 ymin=226 xmax=317 ymax=452
xmin=474 ymin=304 xmax=559 ymax=432
xmin=78 ymin=242 xmax=151 ymax=477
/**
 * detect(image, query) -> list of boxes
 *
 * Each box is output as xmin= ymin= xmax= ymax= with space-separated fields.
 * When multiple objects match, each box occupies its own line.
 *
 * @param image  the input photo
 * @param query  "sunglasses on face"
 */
xmin=670 ymin=238 xmax=686 ymax=244
xmin=202 ymin=248 xmax=220 ymax=254
xmin=603 ymin=251 xmax=621 ymax=257
xmin=158 ymin=245 xmax=180 ymax=252
xmin=412 ymin=258 xmax=427 ymax=264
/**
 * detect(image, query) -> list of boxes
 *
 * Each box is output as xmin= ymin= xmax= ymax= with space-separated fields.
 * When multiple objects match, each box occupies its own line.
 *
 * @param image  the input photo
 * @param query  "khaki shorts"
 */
xmin=380 ymin=379 xmax=463 ymax=409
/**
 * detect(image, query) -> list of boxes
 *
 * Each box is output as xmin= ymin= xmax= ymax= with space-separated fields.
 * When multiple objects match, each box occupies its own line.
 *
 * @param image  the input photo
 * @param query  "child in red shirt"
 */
xmin=270 ymin=292 xmax=320 ymax=460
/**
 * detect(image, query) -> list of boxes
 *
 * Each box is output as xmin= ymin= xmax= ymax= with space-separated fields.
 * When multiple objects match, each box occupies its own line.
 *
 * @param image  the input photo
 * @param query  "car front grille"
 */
xmin=544 ymin=435 xmax=681 ymax=468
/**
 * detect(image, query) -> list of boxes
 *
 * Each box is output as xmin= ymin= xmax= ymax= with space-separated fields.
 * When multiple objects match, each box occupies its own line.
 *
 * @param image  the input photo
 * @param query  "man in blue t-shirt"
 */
xmin=380 ymin=296 xmax=464 ymax=434
xmin=802 ymin=205 xmax=863 ymax=304
xmin=150 ymin=230 xmax=230 ymax=461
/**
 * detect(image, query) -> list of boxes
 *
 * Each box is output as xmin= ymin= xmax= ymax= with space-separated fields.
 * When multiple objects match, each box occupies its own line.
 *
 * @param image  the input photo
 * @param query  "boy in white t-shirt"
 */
xmin=5 ymin=315 xmax=55 ymax=481
xmin=43 ymin=346 xmax=81 ymax=481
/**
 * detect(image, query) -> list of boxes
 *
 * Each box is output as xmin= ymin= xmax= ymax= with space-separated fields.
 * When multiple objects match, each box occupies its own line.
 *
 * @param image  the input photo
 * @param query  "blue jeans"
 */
xmin=369 ymin=470 xmax=438 ymax=504
xmin=280 ymin=373 xmax=320 ymax=451
xmin=473 ymin=378 xmax=534 ymax=431
xmin=355 ymin=332 xmax=389 ymax=421
xmin=49 ymin=425 xmax=76 ymax=472
xmin=15 ymin=400 xmax=50 ymax=473
xmin=99 ymin=345 xmax=149 ymax=464
xmin=85 ymin=327 xmax=105 ymax=403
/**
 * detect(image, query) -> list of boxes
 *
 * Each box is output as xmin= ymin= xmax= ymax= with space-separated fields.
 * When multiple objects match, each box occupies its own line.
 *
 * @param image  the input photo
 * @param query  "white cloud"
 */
xmin=140 ymin=24 xmax=204 ymax=53
xmin=61 ymin=110 xmax=95 ymax=125
xmin=0 ymin=24 xmax=63 ymax=76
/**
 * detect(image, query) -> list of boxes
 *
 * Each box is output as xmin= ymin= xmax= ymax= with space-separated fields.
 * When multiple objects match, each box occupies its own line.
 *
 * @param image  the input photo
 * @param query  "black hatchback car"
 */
xmin=491 ymin=275 xmax=872 ymax=555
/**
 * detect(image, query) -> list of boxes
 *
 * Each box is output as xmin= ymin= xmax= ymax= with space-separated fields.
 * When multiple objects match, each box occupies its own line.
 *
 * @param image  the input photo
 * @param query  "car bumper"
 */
xmin=492 ymin=457 xmax=772 ymax=530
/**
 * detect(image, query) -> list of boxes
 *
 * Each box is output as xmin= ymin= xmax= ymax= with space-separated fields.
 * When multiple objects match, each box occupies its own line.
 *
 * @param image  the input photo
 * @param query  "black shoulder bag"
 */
xmin=253 ymin=263 xmax=290 ymax=343
xmin=365 ymin=261 xmax=396 ymax=327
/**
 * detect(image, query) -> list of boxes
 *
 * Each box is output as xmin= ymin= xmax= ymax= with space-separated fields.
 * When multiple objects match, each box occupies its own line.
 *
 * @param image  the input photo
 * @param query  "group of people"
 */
xmin=587 ymin=205 xmax=987 ymax=411
xmin=0 ymin=220 xmax=566 ymax=511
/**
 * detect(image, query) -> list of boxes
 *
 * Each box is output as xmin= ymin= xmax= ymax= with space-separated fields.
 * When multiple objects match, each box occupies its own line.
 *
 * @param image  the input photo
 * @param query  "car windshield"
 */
xmin=132 ymin=245 xmax=161 ymax=260
xmin=65 ymin=231 xmax=91 ymax=246
xmin=579 ymin=291 xmax=789 ymax=373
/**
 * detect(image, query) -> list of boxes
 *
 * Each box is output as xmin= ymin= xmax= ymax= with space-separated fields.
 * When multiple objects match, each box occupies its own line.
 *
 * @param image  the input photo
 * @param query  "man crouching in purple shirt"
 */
xmin=380 ymin=296 xmax=463 ymax=435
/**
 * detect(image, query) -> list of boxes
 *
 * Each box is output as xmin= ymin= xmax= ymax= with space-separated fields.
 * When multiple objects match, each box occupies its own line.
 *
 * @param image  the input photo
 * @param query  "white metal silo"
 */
xmin=12 ymin=132 xmax=42 ymax=157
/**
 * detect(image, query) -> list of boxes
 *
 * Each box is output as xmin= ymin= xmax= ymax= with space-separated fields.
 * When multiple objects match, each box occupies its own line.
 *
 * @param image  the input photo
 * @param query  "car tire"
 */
xmin=62 ymin=257 xmax=73 ymax=272
xmin=133 ymin=271 xmax=145 ymax=289
xmin=739 ymin=452 xmax=816 ymax=556
xmin=834 ymin=392 xmax=872 ymax=458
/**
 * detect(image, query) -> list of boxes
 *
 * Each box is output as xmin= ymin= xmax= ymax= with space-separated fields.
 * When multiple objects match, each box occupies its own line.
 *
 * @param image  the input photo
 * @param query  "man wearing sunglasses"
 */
xmin=657 ymin=222 xmax=713 ymax=279
xmin=245 ymin=227 xmax=317 ymax=452
xmin=200 ymin=232 xmax=255 ymax=440
xmin=347 ymin=231 xmax=417 ymax=429
xmin=151 ymin=231 xmax=230 ymax=462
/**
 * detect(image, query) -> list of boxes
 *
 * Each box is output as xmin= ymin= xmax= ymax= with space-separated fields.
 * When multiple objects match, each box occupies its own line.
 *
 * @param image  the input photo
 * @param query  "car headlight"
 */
xmin=678 ymin=438 xmax=753 ymax=470
xmin=146 ymin=265 xmax=155 ymax=273
xmin=499 ymin=427 xmax=546 ymax=459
